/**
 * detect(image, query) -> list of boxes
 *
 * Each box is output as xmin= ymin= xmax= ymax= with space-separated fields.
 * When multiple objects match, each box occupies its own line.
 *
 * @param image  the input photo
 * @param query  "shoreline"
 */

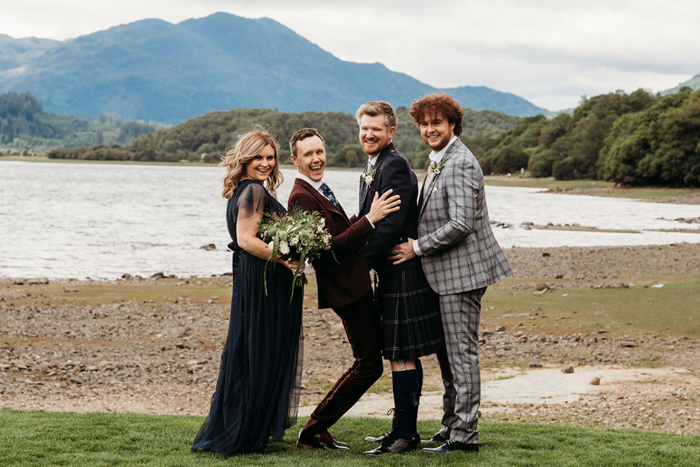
xmin=4 ymin=157 xmax=699 ymax=203
xmin=3 ymin=243 xmax=699 ymax=283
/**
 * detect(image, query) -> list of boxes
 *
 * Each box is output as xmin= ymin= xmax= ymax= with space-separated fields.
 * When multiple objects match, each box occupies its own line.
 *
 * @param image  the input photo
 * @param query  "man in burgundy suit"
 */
xmin=288 ymin=127 xmax=401 ymax=450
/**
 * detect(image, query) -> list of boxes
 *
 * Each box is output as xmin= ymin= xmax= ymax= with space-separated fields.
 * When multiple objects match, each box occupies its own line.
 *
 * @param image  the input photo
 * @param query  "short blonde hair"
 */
xmin=220 ymin=128 xmax=283 ymax=199
xmin=355 ymin=101 xmax=397 ymax=129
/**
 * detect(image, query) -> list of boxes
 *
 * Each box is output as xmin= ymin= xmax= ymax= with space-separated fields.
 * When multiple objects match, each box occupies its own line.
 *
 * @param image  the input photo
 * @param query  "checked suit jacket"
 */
xmin=416 ymin=138 xmax=512 ymax=295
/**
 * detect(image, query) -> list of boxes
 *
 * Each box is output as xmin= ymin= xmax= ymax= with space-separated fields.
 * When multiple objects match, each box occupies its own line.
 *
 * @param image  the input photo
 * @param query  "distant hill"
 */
xmin=662 ymin=73 xmax=700 ymax=95
xmin=47 ymin=105 xmax=519 ymax=168
xmin=0 ymin=13 xmax=547 ymax=124
xmin=0 ymin=92 xmax=167 ymax=152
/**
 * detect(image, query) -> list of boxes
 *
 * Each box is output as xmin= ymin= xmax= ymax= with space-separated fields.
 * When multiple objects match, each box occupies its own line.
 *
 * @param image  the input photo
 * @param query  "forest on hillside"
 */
xmin=46 ymin=106 xmax=520 ymax=169
xmin=0 ymin=92 xmax=168 ymax=153
xmin=479 ymin=87 xmax=700 ymax=187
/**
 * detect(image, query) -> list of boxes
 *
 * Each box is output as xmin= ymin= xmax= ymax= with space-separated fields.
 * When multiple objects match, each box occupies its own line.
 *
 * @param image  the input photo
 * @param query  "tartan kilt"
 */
xmin=376 ymin=267 xmax=445 ymax=360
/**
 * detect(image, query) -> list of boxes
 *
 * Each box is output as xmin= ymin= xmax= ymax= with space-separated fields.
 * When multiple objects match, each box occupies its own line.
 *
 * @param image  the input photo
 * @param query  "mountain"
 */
xmin=0 ymin=13 xmax=547 ymax=124
xmin=662 ymin=73 xmax=700 ymax=95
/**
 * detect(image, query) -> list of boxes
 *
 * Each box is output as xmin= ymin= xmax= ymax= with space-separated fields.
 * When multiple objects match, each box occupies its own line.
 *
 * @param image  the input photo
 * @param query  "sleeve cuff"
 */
xmin=366 ymin=216 xmax=375 ymax=229
xmin=413 ymin=239 xmax=423 ymax=257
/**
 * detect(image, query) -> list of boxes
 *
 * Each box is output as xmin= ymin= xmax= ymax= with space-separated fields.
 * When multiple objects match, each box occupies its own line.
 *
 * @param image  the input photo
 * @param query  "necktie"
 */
xmin=320 ymin=182 xmax=340 ymax=207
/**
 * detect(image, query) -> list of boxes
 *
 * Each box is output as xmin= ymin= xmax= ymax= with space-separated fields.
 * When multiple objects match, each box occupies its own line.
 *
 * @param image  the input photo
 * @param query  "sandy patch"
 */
xmin=299 ymin=367 xmax=690 ymax=420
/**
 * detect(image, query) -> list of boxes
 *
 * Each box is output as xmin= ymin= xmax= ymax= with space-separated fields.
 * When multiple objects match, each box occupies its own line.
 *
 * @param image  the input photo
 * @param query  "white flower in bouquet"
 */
xmin=280 ymin=240 xmax=290 ymax=255
xmin=257 ymin=208 xmax=335 ymax=304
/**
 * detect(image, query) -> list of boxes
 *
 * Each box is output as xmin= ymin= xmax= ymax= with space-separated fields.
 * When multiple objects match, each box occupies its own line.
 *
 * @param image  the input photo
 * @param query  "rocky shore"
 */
xmin=1 ymin=244 xmax=699 ymax=435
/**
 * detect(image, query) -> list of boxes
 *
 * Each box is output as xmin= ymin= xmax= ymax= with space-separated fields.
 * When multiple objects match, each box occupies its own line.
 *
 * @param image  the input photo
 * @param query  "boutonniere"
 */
xmin=429 ymin=157 xmax=446 ymax=175
xmin=362 ymin=166 xmax=379 ymax=186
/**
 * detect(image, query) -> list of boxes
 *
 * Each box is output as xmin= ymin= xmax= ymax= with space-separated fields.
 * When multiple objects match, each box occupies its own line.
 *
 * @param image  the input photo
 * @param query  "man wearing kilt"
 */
xmin=355 ymin=101 xmax=446 ymax=456
xmin=390 ymin=92 xmax=512 ymax=454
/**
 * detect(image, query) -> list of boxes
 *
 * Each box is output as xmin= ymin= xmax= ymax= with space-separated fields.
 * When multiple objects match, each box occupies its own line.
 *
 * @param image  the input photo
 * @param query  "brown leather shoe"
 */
xmin=363 ymin=435 xmax=418 ymax=457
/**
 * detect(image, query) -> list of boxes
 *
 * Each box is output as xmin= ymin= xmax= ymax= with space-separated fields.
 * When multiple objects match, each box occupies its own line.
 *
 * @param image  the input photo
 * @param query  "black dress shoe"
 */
xmin=364 ymin=431 xmax=391 ymax=443
xmin=296 ymin=428 xmax=348 ymax=450
xmin=320 ymin=431 xmax=349 ymax=448
xmin=365 ymin=408 xmax=396 ymax=443
xmin=363 ymin=435 xmax=418 ymax=457
xmin=421 ymin=439 xmax=479 ymax=453
xmin=431 ymin=431 xmax=450 ymax=442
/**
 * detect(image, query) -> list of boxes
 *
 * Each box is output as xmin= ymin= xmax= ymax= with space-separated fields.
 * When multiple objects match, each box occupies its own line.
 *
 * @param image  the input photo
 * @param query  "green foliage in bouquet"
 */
xmin=257 ymin=209 xmax=333 ymax=304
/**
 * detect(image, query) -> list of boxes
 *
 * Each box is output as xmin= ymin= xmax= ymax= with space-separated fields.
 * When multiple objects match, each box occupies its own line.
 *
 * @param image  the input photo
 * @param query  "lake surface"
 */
xmin=1 ymin=160 xmax=699 ymax=279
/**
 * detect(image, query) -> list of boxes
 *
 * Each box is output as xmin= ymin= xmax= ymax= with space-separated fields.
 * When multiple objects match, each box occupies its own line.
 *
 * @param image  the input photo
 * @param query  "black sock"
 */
xmin=415 ymin=358 xmax=423 ymax=390
xmin=392 ymin=370 xmax=419 ymax=440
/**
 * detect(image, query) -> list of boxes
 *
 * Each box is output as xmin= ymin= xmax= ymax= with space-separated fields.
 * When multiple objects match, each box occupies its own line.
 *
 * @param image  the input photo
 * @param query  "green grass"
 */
xmin=483 ymin=176 xmax=613 ymax=190
xmin=483 ymin=281 xmax=700 ymax=338
xmin=482 ymin=176 xmax=700 ymax=201
xmin=1 ymin=411 xmax=699 ymax=466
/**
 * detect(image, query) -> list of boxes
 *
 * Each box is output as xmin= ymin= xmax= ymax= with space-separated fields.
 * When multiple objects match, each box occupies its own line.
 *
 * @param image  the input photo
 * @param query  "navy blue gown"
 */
xmin=192 ymin=179 xmax=304 ymax=455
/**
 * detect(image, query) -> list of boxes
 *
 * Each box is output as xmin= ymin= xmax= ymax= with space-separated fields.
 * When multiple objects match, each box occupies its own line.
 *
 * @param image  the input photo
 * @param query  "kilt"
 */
xmin=376 ymin=266 xmax=445 ymax=360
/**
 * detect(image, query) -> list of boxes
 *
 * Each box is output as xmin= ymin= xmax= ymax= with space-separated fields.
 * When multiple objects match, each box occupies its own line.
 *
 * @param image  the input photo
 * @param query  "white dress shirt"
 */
xmin=296 ymin=172 xmax=374 ymax=228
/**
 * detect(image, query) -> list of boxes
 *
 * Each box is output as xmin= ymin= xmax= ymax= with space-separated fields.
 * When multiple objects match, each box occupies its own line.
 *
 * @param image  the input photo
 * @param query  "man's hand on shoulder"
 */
xmin=388 ymin=238 xmax=417 ymax=265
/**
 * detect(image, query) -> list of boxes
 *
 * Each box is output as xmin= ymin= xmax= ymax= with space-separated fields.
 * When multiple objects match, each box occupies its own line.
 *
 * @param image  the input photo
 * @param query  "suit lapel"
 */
xmin=295 ymin=179 xmax=348 ymax=221
xmin=418 ymin=140 xmax=461 ymax=220
xmin=359 ymin=143 xmax=393 ymax=213
xmin=358 ymin=161 xmax=370 ymax=210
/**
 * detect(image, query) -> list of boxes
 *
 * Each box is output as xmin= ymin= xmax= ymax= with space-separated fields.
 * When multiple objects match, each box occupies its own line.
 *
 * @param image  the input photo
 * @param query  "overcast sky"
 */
xmin=2 ymin=0 xmax=698 ymax=111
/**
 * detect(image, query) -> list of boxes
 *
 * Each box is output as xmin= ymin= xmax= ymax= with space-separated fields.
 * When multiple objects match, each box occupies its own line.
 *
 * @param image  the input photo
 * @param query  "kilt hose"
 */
xmin=436 ymin=286 xmax=487 ymax=445
xmin=376 ymin=266 xmax=444 ymax=361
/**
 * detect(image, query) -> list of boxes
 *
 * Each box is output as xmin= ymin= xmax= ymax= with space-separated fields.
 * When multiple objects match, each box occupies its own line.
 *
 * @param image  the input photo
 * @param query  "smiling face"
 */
xmin=359 ymin=114 xmax=395 ymax=157
xmin=291 ymin=135 xmax=326 ymax=182
xmin=418 ymin=110 xmax=456 ymax=152
xmin=244 ymin=144 xmax=276 ymax=182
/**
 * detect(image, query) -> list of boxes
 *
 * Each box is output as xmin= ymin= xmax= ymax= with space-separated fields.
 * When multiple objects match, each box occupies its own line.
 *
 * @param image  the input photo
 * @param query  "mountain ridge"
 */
xmin=0 ymin=12 xmax=548 ymax=124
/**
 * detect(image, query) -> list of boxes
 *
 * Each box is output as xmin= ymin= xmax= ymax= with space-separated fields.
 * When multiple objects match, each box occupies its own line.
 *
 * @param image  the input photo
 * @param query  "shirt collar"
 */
xmin=367 ymin=156 xmax=378 ymax=167
xmin=429 ymin=135 xmax=458 ymax=163
xmin=296 ymin=172 xmax=324 ymax=191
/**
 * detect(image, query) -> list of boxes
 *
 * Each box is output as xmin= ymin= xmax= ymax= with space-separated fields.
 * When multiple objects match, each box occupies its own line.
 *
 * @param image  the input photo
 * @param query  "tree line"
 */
xmin=478 ymin=88 xmax=700 ymax=186
xmin=46 ymin=106 xmax=519 ymax=168
xmin=0 ymin=92 xmax=168 ymax=154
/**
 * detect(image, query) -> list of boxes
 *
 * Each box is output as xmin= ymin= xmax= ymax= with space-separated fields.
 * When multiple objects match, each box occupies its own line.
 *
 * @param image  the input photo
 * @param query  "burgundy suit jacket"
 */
xmin=288 ymin=178 xmax=373 ymax=309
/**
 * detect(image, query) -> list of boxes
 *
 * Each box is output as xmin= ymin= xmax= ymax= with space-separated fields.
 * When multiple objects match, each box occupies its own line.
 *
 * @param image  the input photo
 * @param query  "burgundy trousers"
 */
xmin=303 ymin=292 xmax=383 ymax=434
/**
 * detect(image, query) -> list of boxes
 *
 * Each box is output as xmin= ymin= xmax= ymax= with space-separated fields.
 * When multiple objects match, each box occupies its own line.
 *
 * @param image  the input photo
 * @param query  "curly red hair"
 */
xmin=409 ymin=92 xmax=464 ymax=136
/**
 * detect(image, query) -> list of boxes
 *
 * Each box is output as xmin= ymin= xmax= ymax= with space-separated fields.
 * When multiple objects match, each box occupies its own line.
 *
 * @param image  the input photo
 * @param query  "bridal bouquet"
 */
xmin=258 ymin=209 xmax=333 ymax=298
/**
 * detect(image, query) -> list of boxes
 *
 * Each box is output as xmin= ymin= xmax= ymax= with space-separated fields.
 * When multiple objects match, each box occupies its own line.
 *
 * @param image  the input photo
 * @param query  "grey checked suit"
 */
xmin=416 ymin=138 xmax=511 ymax=444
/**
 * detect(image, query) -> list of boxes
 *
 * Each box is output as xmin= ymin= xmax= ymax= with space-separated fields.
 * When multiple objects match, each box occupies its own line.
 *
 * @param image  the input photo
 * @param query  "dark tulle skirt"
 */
xmin=192 ymin=251 xmax=304 ymax=456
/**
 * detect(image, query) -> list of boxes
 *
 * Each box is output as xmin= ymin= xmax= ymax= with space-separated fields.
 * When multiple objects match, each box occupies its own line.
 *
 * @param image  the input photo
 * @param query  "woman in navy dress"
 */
xmin=192 ymin=129 xmax=304 ymax=456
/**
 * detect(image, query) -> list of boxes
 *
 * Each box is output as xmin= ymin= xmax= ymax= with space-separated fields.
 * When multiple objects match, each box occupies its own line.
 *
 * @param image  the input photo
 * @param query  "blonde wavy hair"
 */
xmin=220 ymin=128 xmax=284 ymax=199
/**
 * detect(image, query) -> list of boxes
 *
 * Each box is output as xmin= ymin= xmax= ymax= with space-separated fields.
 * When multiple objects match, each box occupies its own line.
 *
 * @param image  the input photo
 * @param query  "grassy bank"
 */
xmin=486 ymin=280 xmax=700 ymax=339
xmin=8 ymin=277 xmax=698 ymax=339
xmin=483 ymin=176 xmax=700 ymax=203
xmin=1 ymin=410 xmax=699 ymax=466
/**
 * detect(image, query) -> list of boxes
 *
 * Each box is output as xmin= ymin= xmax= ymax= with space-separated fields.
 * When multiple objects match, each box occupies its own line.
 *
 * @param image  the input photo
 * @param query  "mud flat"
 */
xmin=1 ymin=244 xmax=699 ymax=435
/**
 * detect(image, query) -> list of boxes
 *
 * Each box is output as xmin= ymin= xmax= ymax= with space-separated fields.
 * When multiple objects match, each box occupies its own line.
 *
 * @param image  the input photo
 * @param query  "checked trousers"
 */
xmin=435 ymin=286 xmax=487 ymax=445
